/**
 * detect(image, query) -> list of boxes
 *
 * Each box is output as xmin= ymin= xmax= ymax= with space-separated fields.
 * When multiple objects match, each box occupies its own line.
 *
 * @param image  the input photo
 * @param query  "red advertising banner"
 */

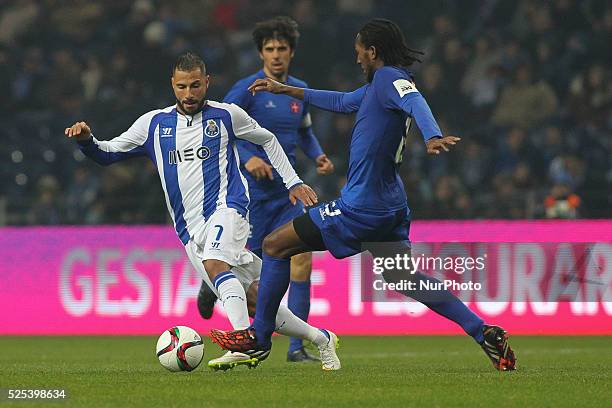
xmin=0 ymin=221 xmax=610 ymax=335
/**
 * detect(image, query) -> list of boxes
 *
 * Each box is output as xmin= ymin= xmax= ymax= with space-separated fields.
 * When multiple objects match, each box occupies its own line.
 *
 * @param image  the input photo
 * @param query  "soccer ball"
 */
xmin=156 ymin=326 xmax=204 ymax=372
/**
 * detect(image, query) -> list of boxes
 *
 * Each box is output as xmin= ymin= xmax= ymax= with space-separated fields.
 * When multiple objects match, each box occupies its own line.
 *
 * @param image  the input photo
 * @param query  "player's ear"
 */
xmin=369 ymin=45 xmax=377 ymax=60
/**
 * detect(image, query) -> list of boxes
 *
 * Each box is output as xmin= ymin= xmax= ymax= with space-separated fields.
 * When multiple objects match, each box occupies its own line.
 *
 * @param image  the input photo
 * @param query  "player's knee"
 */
xmin=290 ymin=253 xmax=312 ymax=280
xmin=262 ymin=233 xmax=286 ymax=258
xmin=203 ymin=259 xmax=231 ymax=280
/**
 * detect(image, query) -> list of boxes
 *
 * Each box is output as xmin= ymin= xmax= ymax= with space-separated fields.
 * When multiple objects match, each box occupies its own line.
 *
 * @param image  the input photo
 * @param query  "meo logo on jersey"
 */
xmin=204 ymin=119 xmax=220 ymax=137
xmin=168 ymin=146 xmax=211 ymax=164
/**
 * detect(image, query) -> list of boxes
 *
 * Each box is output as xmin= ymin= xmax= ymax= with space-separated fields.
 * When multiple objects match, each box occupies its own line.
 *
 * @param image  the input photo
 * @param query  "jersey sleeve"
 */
xmin=235 ymin=137 xmax=261 ymax=165
xmin=78 ymin=112 xmax=152 ymax=165
xmin=375 ymin=68 xmax=442 ymax=141
xmin=223 ymin=80 xmax=260 ymax=164
xmin=303 ymin=85 xmax=366 ymax=113
xmin=228 ymin=104 xmax=302 ymax=189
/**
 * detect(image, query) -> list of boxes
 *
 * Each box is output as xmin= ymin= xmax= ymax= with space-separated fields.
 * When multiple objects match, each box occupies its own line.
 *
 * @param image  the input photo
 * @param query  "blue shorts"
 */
xmin=307 ymin=199 xmax=411 ymax=259
xmin=248 ymin=194 xmax=305 ymax=252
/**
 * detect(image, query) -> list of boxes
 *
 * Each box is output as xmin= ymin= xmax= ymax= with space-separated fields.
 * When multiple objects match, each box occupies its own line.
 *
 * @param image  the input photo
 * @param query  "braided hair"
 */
xmin=358 ymin=18 xmax=423 ymax=66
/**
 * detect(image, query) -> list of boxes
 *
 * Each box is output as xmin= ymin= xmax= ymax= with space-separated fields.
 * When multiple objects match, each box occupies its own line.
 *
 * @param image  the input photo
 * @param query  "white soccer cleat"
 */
xmin=207 ymin=351 xmax=260 ymax=371
xmin=318 ymin=330 xmax=341 ymax=371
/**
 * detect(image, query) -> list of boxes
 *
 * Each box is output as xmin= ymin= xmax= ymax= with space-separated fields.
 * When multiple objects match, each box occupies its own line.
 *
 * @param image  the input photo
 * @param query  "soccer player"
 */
xmin=65 ymin=52 xmax=340 ymax=371
xmin=196 ymin=16 xmax=334 ymax=363
xmin=210 ymin=19 xmax=516 ymax=371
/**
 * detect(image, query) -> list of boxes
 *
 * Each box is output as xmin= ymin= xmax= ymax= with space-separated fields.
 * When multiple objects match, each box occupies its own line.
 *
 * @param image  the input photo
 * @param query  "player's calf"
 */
xmin=197 ymin=281 xmax=217 ymax=320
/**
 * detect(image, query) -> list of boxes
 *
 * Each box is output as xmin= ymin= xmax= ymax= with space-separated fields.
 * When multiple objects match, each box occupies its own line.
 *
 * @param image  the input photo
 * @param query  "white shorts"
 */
xmin=184 ymin=208 xmax=261 ymax=295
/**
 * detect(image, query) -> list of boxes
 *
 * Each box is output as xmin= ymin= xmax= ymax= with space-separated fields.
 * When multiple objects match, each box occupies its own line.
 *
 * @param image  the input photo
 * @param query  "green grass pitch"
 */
xmin=1 ymin=335 xmax=610 ymax=407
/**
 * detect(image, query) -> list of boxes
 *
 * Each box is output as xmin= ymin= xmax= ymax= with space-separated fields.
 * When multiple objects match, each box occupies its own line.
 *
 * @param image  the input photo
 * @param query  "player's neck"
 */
xmin=372 ymin=60 xmax=386 ymax=73
xmin=176 ymin=100 xmax=208 ymax=116
xmin=263 ymin=67 xmax=288 ymax=83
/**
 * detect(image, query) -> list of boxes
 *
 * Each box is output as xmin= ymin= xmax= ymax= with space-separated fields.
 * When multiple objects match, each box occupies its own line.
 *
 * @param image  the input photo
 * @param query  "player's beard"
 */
xmin=363 ymin=63 xmax=375 ymax=83
xmin=177 ymin=98 xmax=206 ymax=115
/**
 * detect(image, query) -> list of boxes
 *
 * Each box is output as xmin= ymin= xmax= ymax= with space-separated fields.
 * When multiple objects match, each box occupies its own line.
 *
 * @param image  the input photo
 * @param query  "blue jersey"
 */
xmin=304 ymin=66 xmax=442 ymax=212
xmin=224 ymin=70 xmax=323 ymax=200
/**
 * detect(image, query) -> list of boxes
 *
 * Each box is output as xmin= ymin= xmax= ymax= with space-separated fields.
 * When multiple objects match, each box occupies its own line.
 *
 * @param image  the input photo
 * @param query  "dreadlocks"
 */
xmin=358 ymin=18 xmax=424 ymax=66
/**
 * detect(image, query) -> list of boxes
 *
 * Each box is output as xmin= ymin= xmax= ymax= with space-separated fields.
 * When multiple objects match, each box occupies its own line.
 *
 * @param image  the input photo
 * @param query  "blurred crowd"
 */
xmin=0 ymin=0 xmax=610 ymax=225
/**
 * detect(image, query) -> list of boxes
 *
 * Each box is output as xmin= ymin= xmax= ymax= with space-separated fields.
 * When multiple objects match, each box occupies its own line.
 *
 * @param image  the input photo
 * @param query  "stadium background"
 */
xmin=1 ymin=0 xmax=610 ymax=224
xmin=0 ymin=0 xmax=610 ymax=336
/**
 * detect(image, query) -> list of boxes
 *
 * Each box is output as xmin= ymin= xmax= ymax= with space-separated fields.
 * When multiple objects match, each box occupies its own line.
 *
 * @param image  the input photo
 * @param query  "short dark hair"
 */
xmin=358 ymin=19 xmax=423 ymax=67
xmin=252 ymin=16 xmax=300 ymax=51
xmin=173 ymin=52 xmax=206 ymax=74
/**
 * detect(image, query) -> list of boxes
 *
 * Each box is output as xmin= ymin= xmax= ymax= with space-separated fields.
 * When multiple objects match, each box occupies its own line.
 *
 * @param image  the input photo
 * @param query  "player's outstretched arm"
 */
xmin=248 ymin=78 xmax=365 ymax=114
xmin=65 ymin=114 xmax=150 ymax=165
xmin=249 ymin=78 xmax=305 ymax=99
xmin=426 ymin=136 xmax=461 ymax=155
xmin=229 ymin=104 xmax=316 ymax=206
xmin=65 ymin=121 xmax=93 ymax=142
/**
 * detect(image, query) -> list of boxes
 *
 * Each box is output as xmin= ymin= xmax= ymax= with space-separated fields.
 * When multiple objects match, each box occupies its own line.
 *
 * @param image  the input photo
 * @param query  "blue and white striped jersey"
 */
xmin=79 ymin=101 xmax=302 ymax=245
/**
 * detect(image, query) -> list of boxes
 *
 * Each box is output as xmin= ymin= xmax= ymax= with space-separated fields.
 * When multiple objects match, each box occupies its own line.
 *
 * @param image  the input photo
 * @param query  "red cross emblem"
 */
xmin=290 ymin=101 xmax=300 ymax=113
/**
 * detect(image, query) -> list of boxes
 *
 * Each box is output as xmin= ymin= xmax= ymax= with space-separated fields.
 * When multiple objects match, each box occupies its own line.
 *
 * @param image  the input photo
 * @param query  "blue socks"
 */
xmin=252 ymin=254 xmax=485 ymax=347
xmin=391 ymin=271 xmax=484 ymax=343
xmin=252 ymin=254 xmax=291 ymax=348
xmin=288 ymin=280 xmax=311 ymax=352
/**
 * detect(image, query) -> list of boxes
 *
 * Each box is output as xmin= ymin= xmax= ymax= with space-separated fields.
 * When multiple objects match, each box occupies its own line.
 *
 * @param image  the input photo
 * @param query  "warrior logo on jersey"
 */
xmin=290 ymin=101 xmax=300 ymax=114
xmin=204 ymin=119 xmax=220 ymax=137
xmin=160 ymin=126 xmax=174 ymax=138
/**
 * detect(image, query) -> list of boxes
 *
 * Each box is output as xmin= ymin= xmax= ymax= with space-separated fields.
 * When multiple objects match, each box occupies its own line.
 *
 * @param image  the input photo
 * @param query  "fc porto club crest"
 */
xmin=204 ymin=119 xmax=220 ymax=137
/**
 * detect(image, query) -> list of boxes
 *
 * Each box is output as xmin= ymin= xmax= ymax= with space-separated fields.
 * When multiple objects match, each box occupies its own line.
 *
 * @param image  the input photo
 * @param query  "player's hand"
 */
xmin=65 ymin=121 xmax=92 ymax=142
xmin=315 ymin=154 xmax=335 ymax=175
xmin=245 ymin=156 xmax=274 ymax=181
xmin=289 ymin=183 xmax=318 ymax=206
xmin=248 ymin=78 xmax=286 ymax=95
xmin=426 ymin=136 xmax=461 ymax=155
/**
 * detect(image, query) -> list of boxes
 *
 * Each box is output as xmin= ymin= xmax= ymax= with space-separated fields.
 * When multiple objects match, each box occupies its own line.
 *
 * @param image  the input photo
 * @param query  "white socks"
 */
xmin=275 ymin=305 xmax=328 ymax=347
xmin=212 ymin=270 xmax=328 ymax=347
xmin=213 ymin=272 xmax=250 ymax=330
